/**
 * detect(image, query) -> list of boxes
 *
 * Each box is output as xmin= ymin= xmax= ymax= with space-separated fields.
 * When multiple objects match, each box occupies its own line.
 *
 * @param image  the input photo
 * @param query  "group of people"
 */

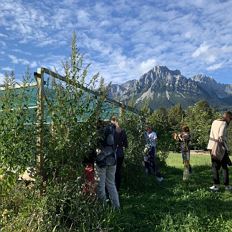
xmin=83 ymin=116 xmax=128 ymax=209
xmin=174 ymin=111 xmax=232 ymax=188
xmin=83 ymin=111 xmax=232 ymax=209
xmin=83 ymin=116 xmax=162 ymax=209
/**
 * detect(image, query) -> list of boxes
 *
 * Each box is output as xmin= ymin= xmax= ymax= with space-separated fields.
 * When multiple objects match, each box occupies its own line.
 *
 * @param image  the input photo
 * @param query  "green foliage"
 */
xmin=0 ymin=33 xmax=109 ymax=231
xmin=0 ymin=71 xmax=36 ymax=194
xmin=228 ymin=125 xmax=232 ymax=152
xmin=120 ymin=112 xmax=145 ymax=163
xmin=1 ymin=33 xmax=232 ymax=232
xmin=147 ymin=101 xmax=228 ymax=152
xmin=38 ymin=33 xmax=107 ymax=184
xmin=184 ymin=100 xmax=215 ymax=150
xmin=2 ymin=154 xmax=232 ymax=231
xmin=168 ymin=104 xmax=184 ymax=132
xmin=147 ymin=108 xmax=172 ymax=162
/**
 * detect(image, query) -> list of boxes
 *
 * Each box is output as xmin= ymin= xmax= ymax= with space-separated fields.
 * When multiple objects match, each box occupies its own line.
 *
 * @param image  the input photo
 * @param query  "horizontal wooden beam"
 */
xmin=38 ymin=67 xmax=141 ymax=116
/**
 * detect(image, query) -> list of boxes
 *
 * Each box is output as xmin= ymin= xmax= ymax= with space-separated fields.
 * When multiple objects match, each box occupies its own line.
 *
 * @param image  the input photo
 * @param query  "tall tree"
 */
xmin=184 ymin=100 xmax=214 ymax=150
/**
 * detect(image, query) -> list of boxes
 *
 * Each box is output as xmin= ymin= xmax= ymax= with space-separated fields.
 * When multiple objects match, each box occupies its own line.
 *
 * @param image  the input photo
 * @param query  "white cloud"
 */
xmin=0 ymin=73 xmax=5 ymax=84
xmin=2 ymin=67 xmax=13 ymax=72
xmin=8 ymin=55 xmax=38 ymax=68
xmin=9 ymin=55 xmax=30 ymax=66
xmin=76 ymin=9 xmax=90 ymax=25
xmin=139 ymin=59 xmax=158 ymax=75
xmin=207 ymin=63 xmax=223 ymax=71
xmin=0 ymin=0 xmax=232 ymax=83
xmin=0 ymin=33 xmax=7 ymax=38
xmin=30 ymin=61 xmax=38 ymax=68
xmin=192 ymin=43 xmax=210 ymax=58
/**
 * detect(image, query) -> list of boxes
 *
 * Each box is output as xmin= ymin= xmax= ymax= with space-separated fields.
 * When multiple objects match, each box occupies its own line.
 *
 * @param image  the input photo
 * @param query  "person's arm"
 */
xmin=153 ymin=132 xmax=158 ymax=142
xmin=218 ymin=122 xmax=227 ymax=141
xmin=178 ymin=133 xmax=183 ymax=141
xmin=123 ymin=130 xmax=128 ymax=149
xmin=219 ymin=122 xmax=229 ymax=150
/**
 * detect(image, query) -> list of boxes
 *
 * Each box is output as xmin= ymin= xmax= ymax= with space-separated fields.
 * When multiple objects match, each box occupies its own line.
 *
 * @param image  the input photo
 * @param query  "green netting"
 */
xmin=0 ymin=84 xmax=122 ymax=124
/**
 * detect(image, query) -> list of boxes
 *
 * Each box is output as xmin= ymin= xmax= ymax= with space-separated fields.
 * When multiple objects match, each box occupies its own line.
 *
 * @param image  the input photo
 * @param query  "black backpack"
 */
xmin=96 ymin=124 xmax=116 ymax=168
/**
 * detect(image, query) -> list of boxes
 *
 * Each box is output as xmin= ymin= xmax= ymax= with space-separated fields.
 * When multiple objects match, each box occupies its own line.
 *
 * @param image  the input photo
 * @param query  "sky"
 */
xmin=0 ymin=0 xmax=232 ymax=84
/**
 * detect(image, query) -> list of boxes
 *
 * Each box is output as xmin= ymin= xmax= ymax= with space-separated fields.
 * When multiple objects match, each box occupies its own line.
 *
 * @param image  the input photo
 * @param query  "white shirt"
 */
xmin=147 ymin=131 xmax=157 ymax=147
xmin=207 ymin=120 xmax=228 ymax=151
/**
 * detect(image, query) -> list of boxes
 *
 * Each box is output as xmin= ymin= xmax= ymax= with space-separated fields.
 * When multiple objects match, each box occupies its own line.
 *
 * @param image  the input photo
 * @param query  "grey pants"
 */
xmin=96 ymin=165 xmax=120 ymax=209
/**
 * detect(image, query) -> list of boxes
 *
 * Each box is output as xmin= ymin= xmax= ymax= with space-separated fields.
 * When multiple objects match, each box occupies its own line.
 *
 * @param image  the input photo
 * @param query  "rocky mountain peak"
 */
xmin=192 ymin=74 xmax=216 ymax=84
xmin=108 ymin=66 xmax=232 ymax=110
xmin=153 ymin=65 xmax=181 ymax=76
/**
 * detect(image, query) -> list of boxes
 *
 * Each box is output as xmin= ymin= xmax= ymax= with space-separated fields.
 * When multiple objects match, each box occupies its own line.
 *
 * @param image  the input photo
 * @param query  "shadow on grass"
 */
xmin=113 ymin=162 xmax=232 ymax=232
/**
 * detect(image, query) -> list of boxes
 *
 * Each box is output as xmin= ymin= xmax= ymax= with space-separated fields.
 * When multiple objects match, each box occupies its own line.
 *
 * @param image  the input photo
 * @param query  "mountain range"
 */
xmin=108 ymin=66 xmax=232 ymax=110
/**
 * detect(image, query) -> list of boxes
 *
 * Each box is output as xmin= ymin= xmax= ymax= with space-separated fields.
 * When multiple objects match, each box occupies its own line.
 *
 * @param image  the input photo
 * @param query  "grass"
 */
xmin=109 ymin=153 xmax=232 ymax=232
xmin=1 ymin=153 xmax=232 ymax=231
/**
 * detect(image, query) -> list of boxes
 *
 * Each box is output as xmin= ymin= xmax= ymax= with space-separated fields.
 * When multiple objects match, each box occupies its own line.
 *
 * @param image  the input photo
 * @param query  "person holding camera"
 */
xmin=207 ymin=111 xmax=232 ymax=191
xmin=174 ymin=126 xmax=192 ymax=181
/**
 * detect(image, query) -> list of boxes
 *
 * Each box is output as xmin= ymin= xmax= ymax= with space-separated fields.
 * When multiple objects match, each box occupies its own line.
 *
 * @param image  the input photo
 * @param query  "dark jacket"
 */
xmin=115 ymin=128 xmax=128 ymax=158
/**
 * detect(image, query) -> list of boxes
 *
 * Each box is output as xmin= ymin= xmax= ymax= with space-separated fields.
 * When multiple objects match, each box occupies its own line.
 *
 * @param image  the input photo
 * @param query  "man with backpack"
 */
xmin=95 ymin=120 xmax=120 ymax=209
xmin=207 ymin=111 xmax=232 ymax=191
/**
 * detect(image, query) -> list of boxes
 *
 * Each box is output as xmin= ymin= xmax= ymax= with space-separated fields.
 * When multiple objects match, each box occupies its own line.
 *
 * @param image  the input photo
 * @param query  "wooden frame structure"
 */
xmin=34 ymin=67 xmax=141 ymax=191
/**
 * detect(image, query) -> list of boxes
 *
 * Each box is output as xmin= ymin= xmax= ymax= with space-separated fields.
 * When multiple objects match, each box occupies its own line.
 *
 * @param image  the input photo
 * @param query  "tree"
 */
xmin=184 ymin=100 xmax=214 ymax=150
xmin=148 ymin=108 xmax=171 ymax=162
xmin=168 ymin=104 xmax=185 ymax=132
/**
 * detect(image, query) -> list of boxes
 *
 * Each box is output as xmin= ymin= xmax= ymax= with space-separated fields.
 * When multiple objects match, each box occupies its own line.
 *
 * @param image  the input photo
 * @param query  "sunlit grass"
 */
xmin=110 ymin=153 xmax=232 ymax=232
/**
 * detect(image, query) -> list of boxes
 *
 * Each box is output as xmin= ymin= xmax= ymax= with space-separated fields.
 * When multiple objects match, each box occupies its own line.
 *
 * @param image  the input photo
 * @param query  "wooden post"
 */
xmin=119 ymin=104 xmax=125 ymax=118
xmin=35 ymin=68 xmax=45 ymax=194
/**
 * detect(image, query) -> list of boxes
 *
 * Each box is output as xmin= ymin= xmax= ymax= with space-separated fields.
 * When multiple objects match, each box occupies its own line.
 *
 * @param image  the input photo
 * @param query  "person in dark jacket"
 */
xmin=111 ymin=116 xmax=128 ymax=191
xmin=95 ymin=119 xmax=120 ymax=208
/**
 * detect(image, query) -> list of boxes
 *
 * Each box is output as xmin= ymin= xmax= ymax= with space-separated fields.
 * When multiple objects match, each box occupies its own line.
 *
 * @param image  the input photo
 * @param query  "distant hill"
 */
xmin=108 ymin=66 xmax=232 ymax=110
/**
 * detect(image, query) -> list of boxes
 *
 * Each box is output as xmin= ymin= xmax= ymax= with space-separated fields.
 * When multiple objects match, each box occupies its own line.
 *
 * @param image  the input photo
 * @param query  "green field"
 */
xmin=112 ymin=153 xmax=232 ymax=232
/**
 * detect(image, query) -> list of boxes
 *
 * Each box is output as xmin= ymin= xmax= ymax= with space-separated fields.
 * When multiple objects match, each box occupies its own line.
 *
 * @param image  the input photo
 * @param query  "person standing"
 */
xmin=145 ymin=126 xmax=164 ymax=182
xmin=207 ymin=111 xmax=232 ymax=191
xmin=95 ymin=120 xmax=120 ymax=209
xmin=111 ymin=116 xmax=128 ymax=192
xmin=176 ymin=126 xmax=192 ymax=181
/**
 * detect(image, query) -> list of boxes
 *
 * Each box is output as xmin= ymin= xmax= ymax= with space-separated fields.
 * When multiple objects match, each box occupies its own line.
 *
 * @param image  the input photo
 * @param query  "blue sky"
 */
xmin=0 ymin=0 xmax=232 ymax=84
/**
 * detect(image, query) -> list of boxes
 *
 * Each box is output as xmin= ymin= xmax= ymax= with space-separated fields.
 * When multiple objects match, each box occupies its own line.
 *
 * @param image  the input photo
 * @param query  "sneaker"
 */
xmin=156 ymin=176 xmax=164 ymax=182
xmin=209 ymin=185 xmax=219 ymax=191
xmin=225 ymin=186 xmax=232 ymax=191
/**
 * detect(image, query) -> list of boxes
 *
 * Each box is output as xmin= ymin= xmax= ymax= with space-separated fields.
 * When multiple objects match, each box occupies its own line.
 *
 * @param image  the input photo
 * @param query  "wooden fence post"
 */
xmin=119 ymin=104 xmax=125 ymax=118
xmin=35 ymin=68 xmax=45 ymax=194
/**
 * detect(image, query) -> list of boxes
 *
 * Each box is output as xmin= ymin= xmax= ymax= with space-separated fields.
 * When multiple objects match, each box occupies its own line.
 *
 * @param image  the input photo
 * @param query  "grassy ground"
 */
xmin=110 ymin=153 xmax=232 ymax=232
xmin=2 ymin=153 xmax=232 ymax=231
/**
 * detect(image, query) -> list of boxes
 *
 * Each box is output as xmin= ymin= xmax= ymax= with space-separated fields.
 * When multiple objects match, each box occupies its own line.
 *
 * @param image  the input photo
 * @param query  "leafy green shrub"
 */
xmin=0 ymin=71 xmax=36 ymax=195
xmin=0 ymin=34 xmax=111 ymax=231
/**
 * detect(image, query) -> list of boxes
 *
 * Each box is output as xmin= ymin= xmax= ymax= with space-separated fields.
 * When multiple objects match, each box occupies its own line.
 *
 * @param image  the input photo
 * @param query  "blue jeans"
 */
xmin=96 ymin=165 xmax=120 ymax=208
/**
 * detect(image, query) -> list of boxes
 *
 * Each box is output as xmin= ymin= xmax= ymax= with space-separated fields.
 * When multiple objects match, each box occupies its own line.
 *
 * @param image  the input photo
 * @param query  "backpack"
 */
xmin=96 ymin=124 xmax=116 ymax=168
